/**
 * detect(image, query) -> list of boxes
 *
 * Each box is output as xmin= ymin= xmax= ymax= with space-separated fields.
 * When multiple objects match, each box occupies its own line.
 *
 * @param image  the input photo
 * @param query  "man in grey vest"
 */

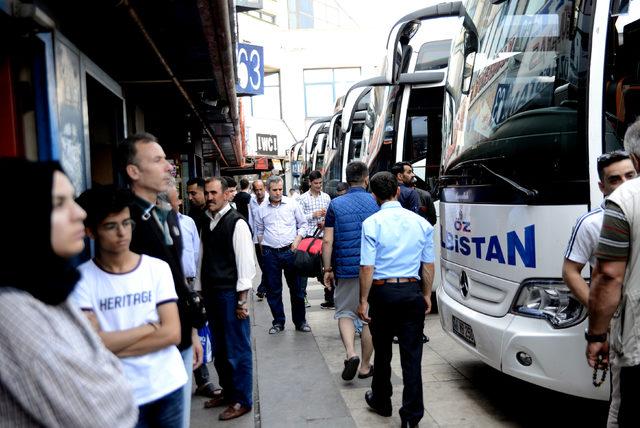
xmin=199 ymin=177 xmax=255 ymax=421
xmin=587 ymin=173 xmax=640 ymax=427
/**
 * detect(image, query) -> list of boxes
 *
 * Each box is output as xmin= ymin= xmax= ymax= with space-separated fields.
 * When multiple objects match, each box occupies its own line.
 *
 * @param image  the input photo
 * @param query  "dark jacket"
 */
xmin=233 ymin=191 xmax=251 ymax=221
xmin=398 ymin=183 xmax=420 ymax=213
xmin=325 ymin=187 xmax=379 ymax=278
xmin=188 ymin=205 xmax=208 ymax=234
xmin=129 ymin=196 xmax=193 ymax=351
xmin=415 ymin=187 xmax=437 ymax=226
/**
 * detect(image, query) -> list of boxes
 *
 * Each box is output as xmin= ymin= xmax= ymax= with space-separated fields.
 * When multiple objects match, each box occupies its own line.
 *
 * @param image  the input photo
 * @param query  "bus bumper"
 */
xmin=437 ymin=286 xmax=609 ymax=400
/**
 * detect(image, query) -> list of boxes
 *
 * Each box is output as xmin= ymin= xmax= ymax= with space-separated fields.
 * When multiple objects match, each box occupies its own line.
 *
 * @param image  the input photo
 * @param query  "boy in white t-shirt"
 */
xmin=73 ymin=186 xmax=187 ymax=428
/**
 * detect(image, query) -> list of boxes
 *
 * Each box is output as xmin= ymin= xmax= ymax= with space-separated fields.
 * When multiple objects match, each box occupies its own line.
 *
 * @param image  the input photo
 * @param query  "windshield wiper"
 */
xmin=445 ymin=157 xmax=538 ymax=200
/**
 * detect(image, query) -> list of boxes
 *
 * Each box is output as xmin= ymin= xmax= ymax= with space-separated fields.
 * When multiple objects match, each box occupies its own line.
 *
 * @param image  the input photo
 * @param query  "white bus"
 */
xmin=339 ymin=7 xmax=460 ymax=296
xmin=434 ymin=0 xmax=640 ymax=400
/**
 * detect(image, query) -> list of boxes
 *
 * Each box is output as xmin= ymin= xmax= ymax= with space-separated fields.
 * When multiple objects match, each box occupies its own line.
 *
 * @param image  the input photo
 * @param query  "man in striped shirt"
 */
xmin=562 ymin=151 xmax=636 ymax=306
xmin=298 ymin=170 xmax=332 ymax=308
xmin=587 ymin=174 xmax=640 ymax=427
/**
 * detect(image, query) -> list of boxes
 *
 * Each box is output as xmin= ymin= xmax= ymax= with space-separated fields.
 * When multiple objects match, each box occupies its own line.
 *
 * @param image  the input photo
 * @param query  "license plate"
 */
xmin=452 ymin=315 xmax=476 ymax=346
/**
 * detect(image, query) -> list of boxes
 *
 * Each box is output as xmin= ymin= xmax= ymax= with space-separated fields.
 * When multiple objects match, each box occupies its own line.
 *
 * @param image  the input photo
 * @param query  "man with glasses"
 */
xmin=73 ymin=185 xmax=187 ymax=427
xmin=563 ymin=150 xmax=636 ymax=307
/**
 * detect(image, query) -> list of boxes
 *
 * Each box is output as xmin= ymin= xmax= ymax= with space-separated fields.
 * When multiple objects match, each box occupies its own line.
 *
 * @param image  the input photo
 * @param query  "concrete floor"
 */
xmin=191 ymin=277 xmax=609 ymax=427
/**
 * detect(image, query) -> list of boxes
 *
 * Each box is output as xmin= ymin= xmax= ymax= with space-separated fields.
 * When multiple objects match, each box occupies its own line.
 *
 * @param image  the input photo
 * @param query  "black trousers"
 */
xmin=193 ymin=362 xmax=210 ymax=387
xmin=369 ymin=281 xmax=425 ymax=425
xmin=255 ymin=244 xmax=267 ymax=294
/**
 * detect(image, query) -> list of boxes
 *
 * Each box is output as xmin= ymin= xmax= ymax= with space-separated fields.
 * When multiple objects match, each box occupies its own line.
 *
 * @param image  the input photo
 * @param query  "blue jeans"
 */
xmin=136 ymin=387 xmax=184 ymax=428
xmin=262 ymin=246 xmax=306 ymax=327
xmin=180 ymin=347 xmax=193 ymax=428
xmin=204 ymin=289 xmax=253 ymax=407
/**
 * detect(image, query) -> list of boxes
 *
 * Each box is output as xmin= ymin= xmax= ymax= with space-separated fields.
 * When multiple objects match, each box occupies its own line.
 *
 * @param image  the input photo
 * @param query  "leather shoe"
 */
xmin=219 ymin=403 xmax=251 ymax=421
xmin=401 ymin=420 xmax=419 ymax=428
xmin=204 ymin=394 xmax=227 ymax=408
xmin=364 ymin=390 xmax=392 ymax=417
xmin=296 ymin=323 xmax=312 ymax=332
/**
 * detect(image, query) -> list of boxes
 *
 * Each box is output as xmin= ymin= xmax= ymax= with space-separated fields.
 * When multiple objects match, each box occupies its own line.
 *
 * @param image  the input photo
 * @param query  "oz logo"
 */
xmin=237 ymin=43 xmax=264 ymax=95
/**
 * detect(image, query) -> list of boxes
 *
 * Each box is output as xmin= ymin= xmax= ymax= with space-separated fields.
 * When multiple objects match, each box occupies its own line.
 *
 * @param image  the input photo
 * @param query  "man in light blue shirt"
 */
xmin=168 ymin=187 xmax=200 ymax=284
xmin=254 ymin=175 xmax=310 ymax=334
xmin=248 ymin=180 xmax=268 ymax=300
xmin=357 ymin=171 xmax=434 ymax=428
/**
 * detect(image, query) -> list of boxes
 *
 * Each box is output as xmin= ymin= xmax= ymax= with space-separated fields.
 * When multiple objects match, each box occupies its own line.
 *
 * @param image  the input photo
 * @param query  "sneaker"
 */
xmin=256 ymin=292 xmax=264 ymax=301
xmin=320 ymin=301 xmax=334 ymax=310
xmin=304 ymin=296 xmax=311 ymax=308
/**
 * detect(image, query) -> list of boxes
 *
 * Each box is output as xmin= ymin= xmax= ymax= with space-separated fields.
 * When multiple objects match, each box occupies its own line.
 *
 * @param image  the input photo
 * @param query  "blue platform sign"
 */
xmin=236 ymin=43 xmax=264 ymax=96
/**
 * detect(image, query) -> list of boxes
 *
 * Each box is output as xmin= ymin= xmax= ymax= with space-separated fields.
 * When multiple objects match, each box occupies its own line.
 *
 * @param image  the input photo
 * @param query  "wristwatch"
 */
xmin=584 ymin=330 xmax=607 ymax=343
xmin=323 ymin=266 xmax=333 ymax=273
xmin=237 ymin=300 xmax=247 ymax=307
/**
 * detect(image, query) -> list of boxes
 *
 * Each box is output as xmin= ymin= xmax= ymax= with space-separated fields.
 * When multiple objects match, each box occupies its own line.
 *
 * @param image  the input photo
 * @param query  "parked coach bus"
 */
xmin=434 ymin=0 xmax=640 ymax=400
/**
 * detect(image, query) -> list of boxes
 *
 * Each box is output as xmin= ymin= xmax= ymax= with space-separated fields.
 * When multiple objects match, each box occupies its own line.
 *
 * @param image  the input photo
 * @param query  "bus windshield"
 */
xmin=442 ymin=0 xmax=595 ymax=205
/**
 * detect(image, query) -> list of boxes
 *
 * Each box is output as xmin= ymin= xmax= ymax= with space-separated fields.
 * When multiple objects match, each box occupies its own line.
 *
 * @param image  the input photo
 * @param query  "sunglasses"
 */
xmin=597 ymin=150 xmax=630 ymax=164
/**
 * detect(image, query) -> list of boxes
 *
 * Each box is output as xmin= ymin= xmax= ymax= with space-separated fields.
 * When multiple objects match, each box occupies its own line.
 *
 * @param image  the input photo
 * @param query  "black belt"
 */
xmin=265 ymin=244 xmax=292 ymax=252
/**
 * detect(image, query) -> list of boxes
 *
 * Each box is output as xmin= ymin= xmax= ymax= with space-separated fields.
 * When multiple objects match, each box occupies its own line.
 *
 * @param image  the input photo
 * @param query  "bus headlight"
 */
xmin=511 ymin=279 xmax=586 ymax=328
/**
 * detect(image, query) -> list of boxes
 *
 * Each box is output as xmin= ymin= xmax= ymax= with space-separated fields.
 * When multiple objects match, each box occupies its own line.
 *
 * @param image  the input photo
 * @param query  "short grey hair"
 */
xmin=624 ymin=118 xmax=640 ymax=156
xmin=266 ymin=175 xmax=283 ymax=190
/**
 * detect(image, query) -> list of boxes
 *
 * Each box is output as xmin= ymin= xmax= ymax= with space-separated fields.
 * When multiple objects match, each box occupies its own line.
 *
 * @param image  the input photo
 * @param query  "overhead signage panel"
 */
xmin=256 ymin=133 xmax=278 ymax=156
xmin=236 ymin=43 xmax=264 ymax=96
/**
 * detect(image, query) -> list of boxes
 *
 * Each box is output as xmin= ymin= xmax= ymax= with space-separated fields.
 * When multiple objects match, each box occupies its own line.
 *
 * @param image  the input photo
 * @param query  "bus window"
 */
xmin=368 ymin=85 xmax=401 ymax=175
xmin=348 ymin=121 xmax=365 ymax=161
xmin=603 ymin=14 xmax=640 ymax=148
xmin=403 ymin=86 xmax=444 ymax=192
xmin=442 ymin=0 xmax=592 ymax=205
xmin=415 ymin=39 xmax=452 ymax=71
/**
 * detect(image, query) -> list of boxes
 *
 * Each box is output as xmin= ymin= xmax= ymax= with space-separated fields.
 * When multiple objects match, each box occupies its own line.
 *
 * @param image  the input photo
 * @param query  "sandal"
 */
xmin=342 ymin=356 xmax=360 ymax=380
xmin=358 ymin=365 xmax=374 ymax=379
xmin=268 ymin=325 xmax=284 ymax=334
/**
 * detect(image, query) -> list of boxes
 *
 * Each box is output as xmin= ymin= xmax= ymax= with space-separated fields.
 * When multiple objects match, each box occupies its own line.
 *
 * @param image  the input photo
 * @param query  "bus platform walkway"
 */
xmin=191 ymin=278 xmax=608 ymax=428
xmin=190 ymin=276 xmax=355 ymax=428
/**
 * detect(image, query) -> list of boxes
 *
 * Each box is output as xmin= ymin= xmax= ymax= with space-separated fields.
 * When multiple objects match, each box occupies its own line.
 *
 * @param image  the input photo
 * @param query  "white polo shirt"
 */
xmin=564 ymin=202 xmax=605 ymax=267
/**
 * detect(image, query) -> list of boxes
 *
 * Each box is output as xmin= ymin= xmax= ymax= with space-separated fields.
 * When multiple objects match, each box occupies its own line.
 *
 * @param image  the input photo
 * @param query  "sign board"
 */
xmin=255 ymin=157 xmax=269 ymax=170
xmin=256 ymin=133 xmax=278 ymax=155
xmin=236 ymin=43 xmax=264 ymax=96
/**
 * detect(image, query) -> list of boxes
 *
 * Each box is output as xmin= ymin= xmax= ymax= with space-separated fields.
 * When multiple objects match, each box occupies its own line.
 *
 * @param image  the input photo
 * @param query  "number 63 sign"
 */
xmin=236 ymin=43 xmax=264 ymax=95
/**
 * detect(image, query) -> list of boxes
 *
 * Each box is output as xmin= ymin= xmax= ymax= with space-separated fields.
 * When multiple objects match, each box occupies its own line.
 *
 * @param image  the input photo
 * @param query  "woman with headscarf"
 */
xmin=0 ymin=158 xmax=137 ymax=427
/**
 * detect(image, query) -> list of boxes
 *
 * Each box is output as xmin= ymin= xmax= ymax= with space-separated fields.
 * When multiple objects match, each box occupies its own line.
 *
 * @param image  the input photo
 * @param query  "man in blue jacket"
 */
xmin=322 ymin=161 xmax=378 ymax=381
xmin=391 ymin=161 xmax=420 ymax=213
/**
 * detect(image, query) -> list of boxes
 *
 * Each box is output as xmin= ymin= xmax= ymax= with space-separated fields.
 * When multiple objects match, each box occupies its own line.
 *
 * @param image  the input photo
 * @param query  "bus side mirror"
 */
xmin=462 ymin=51 xmax=476 ymax=95
xmin=461 ymin=30 xmax=477 ymax=95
